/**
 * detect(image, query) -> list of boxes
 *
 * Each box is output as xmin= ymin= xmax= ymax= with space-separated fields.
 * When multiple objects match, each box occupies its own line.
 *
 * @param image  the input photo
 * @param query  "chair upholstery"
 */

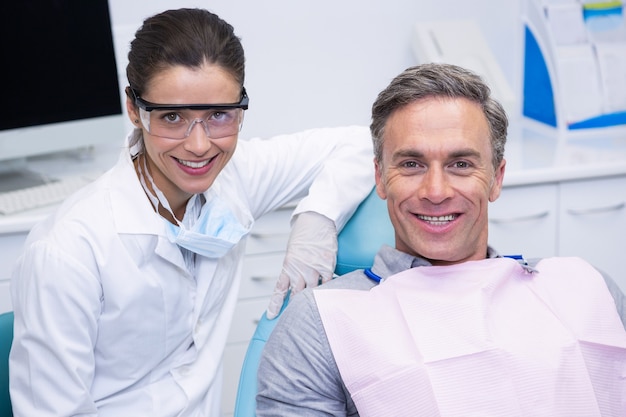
xmin=233 ymin=187 xmax=394 ymax=416
xmin=334 ymin=187 xmax=395 ymax=275
xmin=0 ymin=311 xmax=14 ymax=417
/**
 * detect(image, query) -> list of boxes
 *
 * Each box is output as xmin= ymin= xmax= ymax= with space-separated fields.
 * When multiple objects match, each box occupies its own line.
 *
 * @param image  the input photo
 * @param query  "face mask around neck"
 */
xmin=136 ymin=154 xmax=251 ymax=258
xmin=164 ymin=195 xmax=251 ymax=258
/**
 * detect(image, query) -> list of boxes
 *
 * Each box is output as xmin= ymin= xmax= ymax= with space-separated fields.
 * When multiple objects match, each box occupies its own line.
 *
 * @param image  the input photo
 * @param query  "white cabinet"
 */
xmin=0 ymin=231 xmax=29 ymax=313
xmin=220 ymin=206 xmax=292 ymax=416
xmin=489 ymin=183 xmax=558 ymax=259
xmin=489 ymin=175 xmax=626 ymax=294
xmin=559 ymin=176 xmax=626 ymax=293
xmin=222 ymin=343 xmax=249 ymax=417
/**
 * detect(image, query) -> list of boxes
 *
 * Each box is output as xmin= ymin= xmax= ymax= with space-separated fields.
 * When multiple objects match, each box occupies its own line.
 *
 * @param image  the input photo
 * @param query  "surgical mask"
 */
xmin=136 ymin=155 xmax=250 ymax=258
xmin=164 ymin=194 xmax=250 ymax=258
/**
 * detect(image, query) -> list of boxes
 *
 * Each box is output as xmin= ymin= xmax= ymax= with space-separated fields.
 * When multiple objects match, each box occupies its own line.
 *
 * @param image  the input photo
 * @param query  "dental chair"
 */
xmin=232 ymin=187 xmax=394 ymax=417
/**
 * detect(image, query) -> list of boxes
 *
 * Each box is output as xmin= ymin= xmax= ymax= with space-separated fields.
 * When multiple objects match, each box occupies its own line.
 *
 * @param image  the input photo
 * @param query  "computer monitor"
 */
xmin=0 ymin=0 xmax=125 ymax=176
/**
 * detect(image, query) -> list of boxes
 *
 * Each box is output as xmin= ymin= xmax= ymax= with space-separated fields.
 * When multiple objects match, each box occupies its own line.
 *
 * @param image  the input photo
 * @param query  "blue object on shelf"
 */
xmin=523 ymin=25 xmax=557 ymax=128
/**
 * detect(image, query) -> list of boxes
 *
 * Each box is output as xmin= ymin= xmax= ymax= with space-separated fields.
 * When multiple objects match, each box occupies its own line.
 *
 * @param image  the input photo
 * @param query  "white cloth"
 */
xmin=316 ymin=257 xmax=626 ymax=416
xmin=9 ymin=125 xmax=374 ymax=417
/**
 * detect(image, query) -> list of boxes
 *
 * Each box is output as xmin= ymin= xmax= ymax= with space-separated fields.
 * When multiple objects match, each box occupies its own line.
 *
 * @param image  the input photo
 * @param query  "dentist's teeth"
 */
xmin=178 ymin=159 xmax=209 ymax=168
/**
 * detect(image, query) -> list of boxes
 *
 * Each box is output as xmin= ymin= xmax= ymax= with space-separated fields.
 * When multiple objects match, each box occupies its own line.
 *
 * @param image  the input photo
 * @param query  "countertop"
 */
xmin=502 ymin=122 xmax=626 ymax=186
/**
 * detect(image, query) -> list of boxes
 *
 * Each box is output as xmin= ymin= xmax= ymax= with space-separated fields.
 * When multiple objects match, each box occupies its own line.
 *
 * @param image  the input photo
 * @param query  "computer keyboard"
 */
xmin=0 ymin=175 xmax=94 ymax=215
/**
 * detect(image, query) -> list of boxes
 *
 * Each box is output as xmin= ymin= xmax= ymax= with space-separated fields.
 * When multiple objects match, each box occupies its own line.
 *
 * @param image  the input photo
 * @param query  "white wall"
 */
xmin=109 ymin=0 xmax=524 ymax=138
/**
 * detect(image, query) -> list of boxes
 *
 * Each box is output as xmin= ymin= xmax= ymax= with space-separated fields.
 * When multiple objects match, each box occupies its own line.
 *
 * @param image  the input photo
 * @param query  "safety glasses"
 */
xmin=129 ymin=87 xmax=249 ymax=140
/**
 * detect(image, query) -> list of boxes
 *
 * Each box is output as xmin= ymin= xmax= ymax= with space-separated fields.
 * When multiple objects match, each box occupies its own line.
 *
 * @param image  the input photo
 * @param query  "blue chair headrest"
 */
xmin=335 ymin=187 xmax=395 ymax=275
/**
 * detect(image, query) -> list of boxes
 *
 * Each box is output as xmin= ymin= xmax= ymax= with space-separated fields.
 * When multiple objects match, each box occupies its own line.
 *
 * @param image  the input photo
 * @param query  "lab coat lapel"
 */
xmin=109 ymin=148 xmax=161 ymax=234
xmin=153 ymin=236 xmax=189 ymax=273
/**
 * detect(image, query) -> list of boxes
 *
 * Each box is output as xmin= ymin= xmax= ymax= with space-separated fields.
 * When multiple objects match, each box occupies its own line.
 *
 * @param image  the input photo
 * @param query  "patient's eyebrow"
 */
xmin=449 ymin=148 xmax=482 ymax=160
xmin=391 ymin=147 xmax=483 ymax=161
xmin=391 ymin=149 xmax=424 ymax=160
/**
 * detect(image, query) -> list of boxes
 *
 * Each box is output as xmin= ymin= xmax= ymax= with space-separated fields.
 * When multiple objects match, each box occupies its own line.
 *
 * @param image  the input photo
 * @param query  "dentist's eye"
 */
xmin=164 ymin=113 xmax=182 ymax=123
xmin=154 ymin=111 xmax=184 ymax=125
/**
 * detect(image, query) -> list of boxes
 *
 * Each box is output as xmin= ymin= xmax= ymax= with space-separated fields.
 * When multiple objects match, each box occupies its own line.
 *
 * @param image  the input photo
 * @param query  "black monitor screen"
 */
xmin=0 ymin=0 xmax=122 ymax=131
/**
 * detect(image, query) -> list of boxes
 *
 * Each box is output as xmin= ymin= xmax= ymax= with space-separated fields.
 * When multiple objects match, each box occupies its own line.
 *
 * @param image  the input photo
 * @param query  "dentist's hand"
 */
xmin=266 ymin=211 xmax=337 ymax=319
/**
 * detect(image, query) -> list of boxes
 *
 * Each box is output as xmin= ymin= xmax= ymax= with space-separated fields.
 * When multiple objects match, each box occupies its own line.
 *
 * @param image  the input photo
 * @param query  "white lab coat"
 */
xmin=9 ymin=126 xmax=374 ymax=417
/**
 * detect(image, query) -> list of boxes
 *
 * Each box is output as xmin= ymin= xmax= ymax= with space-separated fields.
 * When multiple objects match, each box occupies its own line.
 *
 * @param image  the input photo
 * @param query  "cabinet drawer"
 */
xmin=559 ymin=176 xmax=626 ymax=292
xmin=0 ymin=280 xmax=11 ymax=314
xmin=0 ymin=231 xmax=28 ymax=281
xmin=222 ymin=342 xmax=248 ymax=416
xmin=239 ymin=252 xmax=285 ymax=300
xmin=0 ymin=230 xmax=28 ymax=313
xmin=489 ymin=183 xmax=558 ymax=259
xmin=246 ymin=209 xmax=291 ymax=255
xmin=227 ymin=297 xmax=269 ymax=344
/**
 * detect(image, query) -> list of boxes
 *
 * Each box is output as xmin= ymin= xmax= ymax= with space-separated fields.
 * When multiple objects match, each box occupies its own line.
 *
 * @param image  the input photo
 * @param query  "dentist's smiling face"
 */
xmin=129 ymin=63 xmax=241 ymax=216
xmin=375 ymin=96 xmax=506 ymax=266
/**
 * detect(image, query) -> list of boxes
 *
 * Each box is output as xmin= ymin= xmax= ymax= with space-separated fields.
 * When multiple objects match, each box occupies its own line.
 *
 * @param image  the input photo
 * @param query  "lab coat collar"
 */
xmin=108 ymin=147 xmax=165 ymax=236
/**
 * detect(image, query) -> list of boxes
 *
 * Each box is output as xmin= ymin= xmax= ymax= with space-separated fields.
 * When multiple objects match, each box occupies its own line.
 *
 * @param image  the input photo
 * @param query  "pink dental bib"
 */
xmin=315 ymin=257 xmax=626 ymax=416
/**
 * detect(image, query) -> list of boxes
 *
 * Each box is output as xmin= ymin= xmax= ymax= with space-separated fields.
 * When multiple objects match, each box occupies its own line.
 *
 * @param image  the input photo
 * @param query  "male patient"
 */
xmin=256 ymin=63 xmax=626 ymax=416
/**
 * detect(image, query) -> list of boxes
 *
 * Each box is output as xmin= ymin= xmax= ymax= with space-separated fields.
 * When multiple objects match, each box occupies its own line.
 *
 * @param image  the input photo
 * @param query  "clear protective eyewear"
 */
xmin=129 ymin=87 xmax=249 ymax=140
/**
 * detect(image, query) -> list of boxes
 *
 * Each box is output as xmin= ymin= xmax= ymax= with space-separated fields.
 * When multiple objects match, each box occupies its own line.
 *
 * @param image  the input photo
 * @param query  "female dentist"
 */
xmin=9 ymin=8 xmax=373 ymax=417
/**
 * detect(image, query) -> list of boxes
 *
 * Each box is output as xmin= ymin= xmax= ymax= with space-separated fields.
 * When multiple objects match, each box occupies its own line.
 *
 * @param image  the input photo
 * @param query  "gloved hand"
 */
xmin=266 ymin=211 xmax=338 ymax=319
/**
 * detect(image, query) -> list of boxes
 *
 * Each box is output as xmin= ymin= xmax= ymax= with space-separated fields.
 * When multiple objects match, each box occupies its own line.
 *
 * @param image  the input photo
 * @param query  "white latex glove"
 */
xmin=266 ymin=211 xmax=338 ymax=319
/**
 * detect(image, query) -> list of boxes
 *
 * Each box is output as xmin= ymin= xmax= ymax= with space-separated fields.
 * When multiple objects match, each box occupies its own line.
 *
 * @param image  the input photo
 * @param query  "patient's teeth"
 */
xmin=419 ymin=214 xmax=454 ymax=221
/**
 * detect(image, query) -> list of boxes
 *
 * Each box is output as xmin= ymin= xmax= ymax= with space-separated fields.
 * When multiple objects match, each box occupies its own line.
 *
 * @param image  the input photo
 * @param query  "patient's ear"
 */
xmin=488 ymin=159 xmax=506 ymax=202
xmin=374 ymin=159 xmax=387 ymax=200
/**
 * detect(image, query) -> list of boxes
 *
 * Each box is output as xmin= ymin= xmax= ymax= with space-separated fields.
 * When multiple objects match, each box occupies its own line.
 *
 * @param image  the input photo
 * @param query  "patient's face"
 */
xmin=374 ymin=96 xmax=505 ymax=265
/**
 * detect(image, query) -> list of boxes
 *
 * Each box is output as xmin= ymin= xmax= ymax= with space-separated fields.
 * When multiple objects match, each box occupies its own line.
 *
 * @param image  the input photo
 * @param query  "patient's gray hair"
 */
xmin=370 ymin=63 xmax=508 ymax=170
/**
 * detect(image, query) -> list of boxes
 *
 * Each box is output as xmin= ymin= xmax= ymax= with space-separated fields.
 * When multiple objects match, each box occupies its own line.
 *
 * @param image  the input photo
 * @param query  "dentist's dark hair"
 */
xmin=124 ymin=8 xmax=245 ymax=151
xmin=126 ymin=8 xmax=245 ymax=97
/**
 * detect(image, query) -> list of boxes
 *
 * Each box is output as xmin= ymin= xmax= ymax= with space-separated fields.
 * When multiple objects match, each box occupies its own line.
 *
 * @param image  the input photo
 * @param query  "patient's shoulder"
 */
xmin=319 ymin=269 xmax=376 ymax=291
xmin=282 ymin=270 xmax=374 ymax=324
